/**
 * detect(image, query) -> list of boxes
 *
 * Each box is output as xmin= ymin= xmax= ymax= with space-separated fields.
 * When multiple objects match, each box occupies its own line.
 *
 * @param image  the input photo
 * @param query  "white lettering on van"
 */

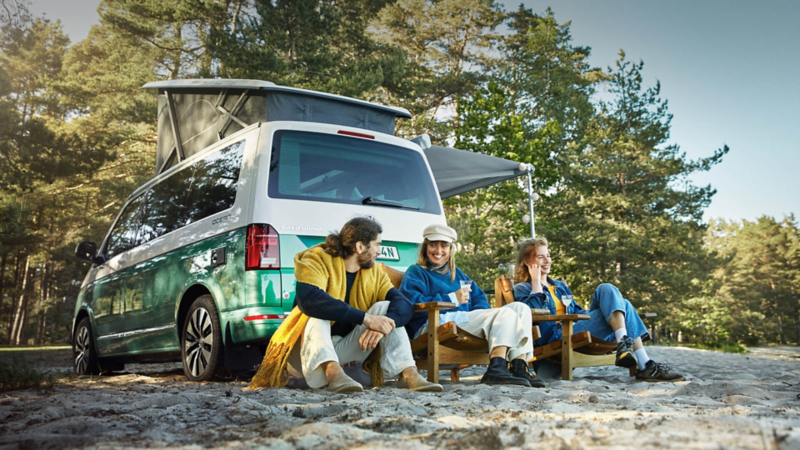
xmin=281 ymin=225 xmax=323 ymax=232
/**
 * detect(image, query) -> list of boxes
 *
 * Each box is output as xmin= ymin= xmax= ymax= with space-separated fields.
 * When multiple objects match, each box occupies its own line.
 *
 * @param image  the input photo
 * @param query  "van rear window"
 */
xmin=268 ymin=130 xmax=441 ymax=215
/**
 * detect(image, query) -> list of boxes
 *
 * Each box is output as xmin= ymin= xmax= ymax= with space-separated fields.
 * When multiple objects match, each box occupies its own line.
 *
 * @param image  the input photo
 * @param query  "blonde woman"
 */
xmin=513 ymin=238 xmax=684 ymax=382
xmin=400 ymin=224 xmax=545 ymax=387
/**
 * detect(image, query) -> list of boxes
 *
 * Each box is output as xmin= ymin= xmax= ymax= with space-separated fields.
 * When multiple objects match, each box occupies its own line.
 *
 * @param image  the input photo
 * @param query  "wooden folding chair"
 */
xmin=380 ymin=265 xmax=541 ymax=383
xmin=494 ymin=275 xmax=655 ymax=381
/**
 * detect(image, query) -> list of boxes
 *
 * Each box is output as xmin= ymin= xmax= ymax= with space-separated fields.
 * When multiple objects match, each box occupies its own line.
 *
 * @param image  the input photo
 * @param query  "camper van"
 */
xmin=72 ymin=79 xmax=529 ymax=381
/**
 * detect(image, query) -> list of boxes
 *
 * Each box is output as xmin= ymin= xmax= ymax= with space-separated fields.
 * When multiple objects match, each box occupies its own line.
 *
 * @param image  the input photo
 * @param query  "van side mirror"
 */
xmin=75 ymin=241 xmax=98 ymax=264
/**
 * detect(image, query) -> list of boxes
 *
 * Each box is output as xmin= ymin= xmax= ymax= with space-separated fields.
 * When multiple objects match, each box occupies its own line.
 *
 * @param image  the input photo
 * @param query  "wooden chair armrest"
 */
xmin=531 ymin=314 xmax=591 ymax=322
xmin=641 ymin=313 xmax=657 ymax=319
xmin=414 ymin=302 xmax=456 ymax=312
xmin=530 ymin=308 xmax=550 ymax=315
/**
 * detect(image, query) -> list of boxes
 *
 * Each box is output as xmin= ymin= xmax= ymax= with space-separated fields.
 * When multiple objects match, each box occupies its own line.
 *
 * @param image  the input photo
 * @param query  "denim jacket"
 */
xmin=513 ymin=277 xmax=586 ymax=346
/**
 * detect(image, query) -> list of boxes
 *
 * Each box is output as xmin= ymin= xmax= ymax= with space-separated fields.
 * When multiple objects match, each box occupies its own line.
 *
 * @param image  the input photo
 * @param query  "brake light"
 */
xmin=245 ymin=224 xmax=280 ymax=270
xmin=338 ymin=130 xmax=374 ymax=139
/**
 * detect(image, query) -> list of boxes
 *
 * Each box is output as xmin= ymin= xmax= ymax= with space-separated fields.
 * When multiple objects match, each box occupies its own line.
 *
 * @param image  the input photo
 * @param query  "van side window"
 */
xmin=106 ymin=195 xmax=145 ymax=258
xmin=138 ymin=166 xmax=194 ymax=243
xmin=139 ymin=140 xmax=245 ymax=244
xmin=185 ymin=140 xmax=245 ymax=223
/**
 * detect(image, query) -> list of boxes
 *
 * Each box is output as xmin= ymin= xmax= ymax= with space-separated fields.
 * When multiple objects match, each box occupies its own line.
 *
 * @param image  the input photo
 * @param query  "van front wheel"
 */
xmin=181 ymin=295 xmax=223 ymax=381
xmin=73 ymin=317 xmax=100 ymax=375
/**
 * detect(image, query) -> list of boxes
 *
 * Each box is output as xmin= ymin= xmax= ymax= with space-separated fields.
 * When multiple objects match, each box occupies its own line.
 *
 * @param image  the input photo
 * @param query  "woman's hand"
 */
xmin=527 ymin=262 xmax=543 ymax=293
xmin=452 ymin=287 xmax=471 ymax=305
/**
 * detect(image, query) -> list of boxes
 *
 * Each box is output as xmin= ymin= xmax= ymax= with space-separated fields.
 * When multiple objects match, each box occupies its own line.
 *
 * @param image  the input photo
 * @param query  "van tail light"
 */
xmin=245 ymin=224 xmax=280 ymax=270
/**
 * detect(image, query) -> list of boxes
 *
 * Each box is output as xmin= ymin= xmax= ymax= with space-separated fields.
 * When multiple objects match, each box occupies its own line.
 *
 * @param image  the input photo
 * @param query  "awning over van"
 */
xmin=411 ymin=135 xmax=532 ymax=199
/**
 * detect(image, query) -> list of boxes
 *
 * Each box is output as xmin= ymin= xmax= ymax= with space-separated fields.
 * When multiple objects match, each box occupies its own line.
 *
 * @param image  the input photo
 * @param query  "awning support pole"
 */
xmin=527 ymin=171 xmax=535 ymax=238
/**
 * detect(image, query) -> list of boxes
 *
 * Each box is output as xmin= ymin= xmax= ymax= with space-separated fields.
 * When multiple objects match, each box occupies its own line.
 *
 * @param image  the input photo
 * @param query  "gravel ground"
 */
xmin=0 ymin=346 xmax=798 ymax=449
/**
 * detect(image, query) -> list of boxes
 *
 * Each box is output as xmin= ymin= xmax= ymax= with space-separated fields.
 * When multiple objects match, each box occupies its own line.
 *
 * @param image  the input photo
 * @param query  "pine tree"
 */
xmin=707 ymin=216 xmax=800 ymax=344
xmin=540 ymin=51 xmax=727 ymax=322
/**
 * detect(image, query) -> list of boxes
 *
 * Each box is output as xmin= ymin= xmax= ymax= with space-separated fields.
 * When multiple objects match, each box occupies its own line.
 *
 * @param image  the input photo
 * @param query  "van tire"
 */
xmin=181 ymin=295 xmax=223 ymax=381
xmin=73 ymin=317 xmax=100 ymax=376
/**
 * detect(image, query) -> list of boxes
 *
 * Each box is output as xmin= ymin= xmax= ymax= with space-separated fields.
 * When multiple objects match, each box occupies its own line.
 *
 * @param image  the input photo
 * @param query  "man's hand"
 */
xmin=527 ymin=263 xmax=543 ymax=293
xmin=362 ymin=314 xmax=395 ymax=335
xmin=359 ymin=329 xmax=384 ymax=351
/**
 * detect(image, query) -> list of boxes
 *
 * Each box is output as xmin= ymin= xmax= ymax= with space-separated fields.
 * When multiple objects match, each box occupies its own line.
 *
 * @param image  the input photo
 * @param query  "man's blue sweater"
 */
xmin=400 ymin=263 xmax=489 ymax=338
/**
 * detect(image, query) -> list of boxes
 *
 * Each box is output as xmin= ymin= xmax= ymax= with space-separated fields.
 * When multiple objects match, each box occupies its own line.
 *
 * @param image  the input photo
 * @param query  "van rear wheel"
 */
xmin=181 ymin=295 xmax=223 ymax=381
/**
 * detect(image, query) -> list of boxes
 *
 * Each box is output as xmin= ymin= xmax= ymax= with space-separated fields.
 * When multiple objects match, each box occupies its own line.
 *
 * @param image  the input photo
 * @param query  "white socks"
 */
xmin=634 ymin=348 xmax=650 ymax=370
xmin=614 ymin=328 xmax=628 ymax=343
xmin=614 ymin=327 xmax=650 ymax=370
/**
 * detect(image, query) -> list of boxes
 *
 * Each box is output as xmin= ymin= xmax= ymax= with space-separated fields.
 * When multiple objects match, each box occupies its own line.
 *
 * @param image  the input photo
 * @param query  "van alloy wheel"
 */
xmin=184 ymin=308 xmax=214 ymax=377
xmin=181 ymin=295 xmax=223 ymax=381
xmin=73 ymin=317 xmax=100 ymax=375
xmin=75 ymin=326 xmax=90 ymax=373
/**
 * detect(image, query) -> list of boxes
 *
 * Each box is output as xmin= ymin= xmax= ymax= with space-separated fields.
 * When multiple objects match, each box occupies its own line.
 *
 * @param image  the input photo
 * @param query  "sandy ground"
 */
xmin=1 ymin=346 xmax=799 ymax=450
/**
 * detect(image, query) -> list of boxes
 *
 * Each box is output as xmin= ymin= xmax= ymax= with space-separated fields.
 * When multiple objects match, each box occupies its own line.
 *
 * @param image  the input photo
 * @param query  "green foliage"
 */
xmin=504 ymin=6 xmax=602 ymax=144
xmin=704 ymin=216 xmax=800 ymax=345
xmin=212 ymin=0 xmax=402 ymax=98
xmin=369 ymin=0 xmax=503 ymax=137
xmin=538 ymin=52 xmax=726 ymax=323
xmin=0 ymin=200 xmax=27 ymax=252
xmin=0 ymin=354 xmax=62 ymax=392
xmin=0 ymin=18 xmax=110 ymax=192
xmin=445 ymin=7 xmax=602 ymax=289
xmin=0 ymin=1 xmax=793 ymax=350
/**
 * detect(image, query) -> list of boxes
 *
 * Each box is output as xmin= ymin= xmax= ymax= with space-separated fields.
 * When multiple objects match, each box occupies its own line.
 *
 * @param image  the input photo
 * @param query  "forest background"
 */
xmin=0 ymin=0 xmax=797 ymax=349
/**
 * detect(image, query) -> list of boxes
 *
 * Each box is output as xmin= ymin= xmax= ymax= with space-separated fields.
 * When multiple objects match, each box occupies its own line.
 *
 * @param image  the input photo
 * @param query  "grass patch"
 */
xmin=653 ymin=340 xmax=748 ymax=354
xmin=0 ymin=354 xmax=70 ymax=392
xmin=0 ymin=345 xmax=71 ymax=352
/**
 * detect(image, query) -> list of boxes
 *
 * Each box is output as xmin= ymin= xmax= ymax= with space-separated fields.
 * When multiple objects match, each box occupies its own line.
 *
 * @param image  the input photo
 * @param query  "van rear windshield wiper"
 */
xmin=360 ymin=196 xmax=419 ymax=210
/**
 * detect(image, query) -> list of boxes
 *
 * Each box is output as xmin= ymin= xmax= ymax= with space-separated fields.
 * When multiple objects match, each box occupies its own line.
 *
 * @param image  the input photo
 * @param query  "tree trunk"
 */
xmin=795 ymin=320 xmax=800 ymax=346
xmin=777 ymin=315 xmax=787 ymax=345
xmin=35 ymin=264 xmax=48 ymax=345
xmin=12 ymin=250 xmax=21 ymax=287
xmin=9 ymin=257 xmax=30 ymax=345
xmin=0 ymin=253 xmax=7 ymax=333
xmin=14 ymin=301 xmax=27 ymax=345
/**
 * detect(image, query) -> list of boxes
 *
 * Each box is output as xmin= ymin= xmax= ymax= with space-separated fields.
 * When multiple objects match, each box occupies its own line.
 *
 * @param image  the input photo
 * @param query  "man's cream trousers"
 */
xmin=416 ymin=302 xmax=533 ymax=360
xmin=286 ymin=301 xmax=416 ymax=389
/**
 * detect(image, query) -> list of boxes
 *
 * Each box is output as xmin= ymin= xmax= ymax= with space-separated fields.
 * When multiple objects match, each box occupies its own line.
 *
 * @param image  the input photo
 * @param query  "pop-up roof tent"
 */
xmin=142 ymin=79 xmax=532 ymax=197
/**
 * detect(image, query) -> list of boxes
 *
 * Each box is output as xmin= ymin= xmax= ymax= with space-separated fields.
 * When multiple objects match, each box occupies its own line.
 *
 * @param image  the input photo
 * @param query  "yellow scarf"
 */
xmin=248 ymin=244 xmax=394 ymax=389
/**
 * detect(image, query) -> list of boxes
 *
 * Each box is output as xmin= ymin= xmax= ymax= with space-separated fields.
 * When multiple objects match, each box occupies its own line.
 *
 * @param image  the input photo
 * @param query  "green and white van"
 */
xmin=72 ymin=79 xmax=448 ymax=381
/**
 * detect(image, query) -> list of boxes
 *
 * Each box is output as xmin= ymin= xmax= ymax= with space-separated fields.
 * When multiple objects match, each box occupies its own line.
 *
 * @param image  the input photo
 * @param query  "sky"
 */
xmin=28 ymin=0 xmax=800 ymax=224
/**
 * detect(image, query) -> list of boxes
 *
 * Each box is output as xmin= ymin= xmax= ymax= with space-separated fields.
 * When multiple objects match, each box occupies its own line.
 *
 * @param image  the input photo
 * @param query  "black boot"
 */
xmin=480 ymin=357 xmax=531 ymax=387
xmin=509 ymin=358 xmax=546 ymax=388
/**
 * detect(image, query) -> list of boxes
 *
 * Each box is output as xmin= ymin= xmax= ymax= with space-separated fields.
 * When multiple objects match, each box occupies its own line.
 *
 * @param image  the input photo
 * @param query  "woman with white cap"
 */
xmin=400 ymin=223 xmax=545 ymax=387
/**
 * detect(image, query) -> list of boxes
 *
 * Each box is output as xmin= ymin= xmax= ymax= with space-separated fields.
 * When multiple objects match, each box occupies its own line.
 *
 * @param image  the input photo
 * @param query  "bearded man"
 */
xmin=249 ymin=217 xmax=442 ymax=392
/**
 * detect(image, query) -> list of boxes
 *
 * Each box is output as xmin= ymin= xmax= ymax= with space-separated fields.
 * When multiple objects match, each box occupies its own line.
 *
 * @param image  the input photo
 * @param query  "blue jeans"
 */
xmin=550 ymin=283 xmax=649 ymax=344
